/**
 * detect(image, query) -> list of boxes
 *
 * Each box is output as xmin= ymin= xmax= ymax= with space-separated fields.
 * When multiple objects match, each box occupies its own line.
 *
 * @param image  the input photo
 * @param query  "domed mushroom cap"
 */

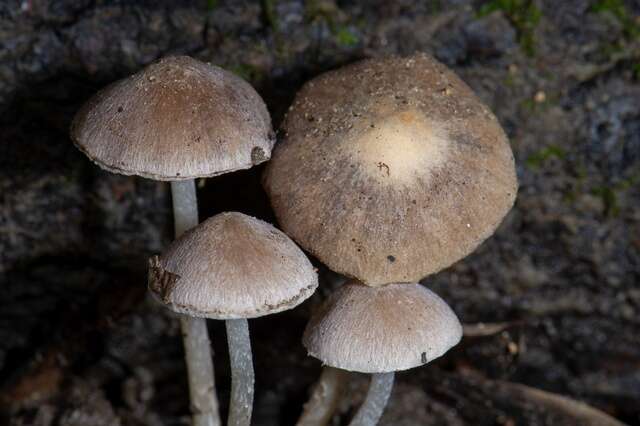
xmin=71 ymin=56 xmax=274 ymax=180
xmin=148 ymin=212 xmax=318 ymax=319
xmin=302 ymin=281 xmax=462 ymax=373
xmin=263 ymin=54 xmax=517 ymax=286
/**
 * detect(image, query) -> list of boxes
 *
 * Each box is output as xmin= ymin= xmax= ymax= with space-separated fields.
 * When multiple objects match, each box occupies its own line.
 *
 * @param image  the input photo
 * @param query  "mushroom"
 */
xmin=149 ymin=212 xmax=318 ymax=426
xmin=70 ymin=56 xmax=275 ymax=426
xmin=263 ymin=53 xmax=518 ymax=286
xmin=302 ymin=281 xmax=462 ymax=425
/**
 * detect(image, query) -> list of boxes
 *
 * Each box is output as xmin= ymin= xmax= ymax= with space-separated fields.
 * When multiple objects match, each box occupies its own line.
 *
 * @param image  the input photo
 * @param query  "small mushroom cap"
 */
xmin=148 ymin=212 xmax=318 ymax=319
xmin=71 ymin=56 xmax=274 ymax=180
xmin=263 ymin=53 xmax=517 ymax=286
xmin=302 ymin=281 xmax=462 ymax=373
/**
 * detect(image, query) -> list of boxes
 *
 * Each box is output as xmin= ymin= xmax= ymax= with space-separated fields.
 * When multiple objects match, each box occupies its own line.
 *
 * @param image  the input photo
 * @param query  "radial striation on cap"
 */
xmin=263 ymin=53 xmax=518 ymax=286
xmin=302 ymin=281 xmax=462 ymax=373
xmin=148 ymin=212 xmax=318 ymax=319
xmin=71 ymin=56 xmax=275 ymax=180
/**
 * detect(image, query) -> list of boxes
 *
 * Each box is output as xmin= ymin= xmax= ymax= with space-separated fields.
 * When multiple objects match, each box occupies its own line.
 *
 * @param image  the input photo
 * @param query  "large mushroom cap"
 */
xmin=263 ymin=53 xmax=517 ymax=286
xmin=71 ymin=56 xmax=275 ymax=180
xmin=148 ymin=212 xmax=318 ymax=319
xmin=302 ymin=281 xmax=462 ymax=373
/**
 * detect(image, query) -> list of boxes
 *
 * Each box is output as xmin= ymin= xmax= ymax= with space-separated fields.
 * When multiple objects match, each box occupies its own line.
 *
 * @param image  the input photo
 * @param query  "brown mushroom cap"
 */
xmin=263 ymin=53 xmax=517 ymax=286
xmin=148 ymin=212 xmax=318 ymax=319
xmin=71 ymin=56 xmax=274 ymax=180
xmin=302 ymin=281 xmax=462 ymax=373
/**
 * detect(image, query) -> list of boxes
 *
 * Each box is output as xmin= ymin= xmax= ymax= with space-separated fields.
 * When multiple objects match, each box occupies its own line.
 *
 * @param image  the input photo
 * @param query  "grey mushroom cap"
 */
xmin=302 ymin=281 xmax=462 ymax=373
xmin=148 ymin=212 xmax=318 ymax=319
xmin=71 ymin=56 xmax=275 ymax=181
xmin=263 ymin=53 xmax=518 ymax=286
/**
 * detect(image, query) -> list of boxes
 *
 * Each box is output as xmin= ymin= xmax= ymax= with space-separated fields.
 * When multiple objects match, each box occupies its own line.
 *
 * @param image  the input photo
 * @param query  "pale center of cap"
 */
xmin=348 ymin=110 xmax=449 ymax=184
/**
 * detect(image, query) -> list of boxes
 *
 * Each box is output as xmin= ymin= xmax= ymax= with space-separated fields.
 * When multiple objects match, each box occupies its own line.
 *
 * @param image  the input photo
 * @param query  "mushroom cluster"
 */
xmin=70 ymin=52 xmax=516 ymax=426
xmin=71 ymin=56 xmax=318 ymax=426
xmin=263 ymin=53 xmax=517 ymax=425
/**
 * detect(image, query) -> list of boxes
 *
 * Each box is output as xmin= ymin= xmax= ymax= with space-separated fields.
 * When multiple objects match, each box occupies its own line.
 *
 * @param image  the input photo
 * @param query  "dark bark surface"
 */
xmin=1 ymin=0 xmax=639 ymax=425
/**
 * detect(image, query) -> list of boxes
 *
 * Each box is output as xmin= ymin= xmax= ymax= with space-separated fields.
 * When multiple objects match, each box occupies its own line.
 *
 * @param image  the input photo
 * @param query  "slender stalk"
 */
xmin=171 ymin=180 xmax=199 ymax=237
xmin=349 ymin=373 xmax=395 ymax=426
xmin=180 ymin=316 xmax=221 ymax=426
xmin=171 ymin=180 xmax=221 ymax=426
xmin=296 ymin=367 xmax=347 ymax=426
xmin=225 ymin=318 xmax=254 ymax=426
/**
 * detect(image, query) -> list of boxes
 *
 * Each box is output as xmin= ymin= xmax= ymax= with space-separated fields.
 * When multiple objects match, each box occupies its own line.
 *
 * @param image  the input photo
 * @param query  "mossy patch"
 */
xmin=632 ymin=62 xmax=640 ymax=80
xmin=227 ymin=63 xmax=265 ymax=83
xmin=590 ymin=0 xmax=640 ymax=39
xmin=206 ymin=0 xmax=218 ymax=11
xmin=306 ymin=0 xmax=360 ymax=47
xmin=591 ymin=173 xmax=640 ymax=217
xmin=477 ymin=0 xmax=542 ymax=56
xmin=526 ymin=145 xmax=566 ymax=169
xmin=334 ymin=26 xmax=359 ymax=46
xmin=262 ymin=0 xmax=279 ymax=32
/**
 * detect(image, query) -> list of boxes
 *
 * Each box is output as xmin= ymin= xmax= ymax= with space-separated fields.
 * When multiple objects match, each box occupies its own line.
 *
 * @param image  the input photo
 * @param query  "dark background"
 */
xmin=1 ymin=0 xmax=639 ymax=425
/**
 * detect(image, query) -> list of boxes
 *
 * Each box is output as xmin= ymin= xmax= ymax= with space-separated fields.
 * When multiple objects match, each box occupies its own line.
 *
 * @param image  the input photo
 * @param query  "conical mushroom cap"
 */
xmin=302 ymin=281 xmax=462 ymax=373
xmin=263 ymin=54 xmax=517 ymax=286
xmin=148 ymin=212 xmax=318 ymax=319
xmin=71 ymin=56 xmax=274 ymax=180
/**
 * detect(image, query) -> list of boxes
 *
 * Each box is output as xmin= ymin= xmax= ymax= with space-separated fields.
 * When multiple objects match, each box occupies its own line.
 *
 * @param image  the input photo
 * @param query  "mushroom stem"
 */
xmin=181 ymin=316 xmax=221 ymax=426
xmin=349 ymin=372 xmax=394 ymax=426
xmin=296 ymin=367 xmax=347 ymax=426
xmin=171 ymin=180 xmax=221 ymax=426
xmin=225 ymin=318 xmax=255 ymax=426
xmin=171 ymin=180 xmax=199 ymax=237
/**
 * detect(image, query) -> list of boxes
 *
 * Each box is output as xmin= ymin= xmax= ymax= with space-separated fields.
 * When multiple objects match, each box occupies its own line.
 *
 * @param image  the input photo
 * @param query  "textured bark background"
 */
xmin=1 ymin=0 xmax=639 ymax=425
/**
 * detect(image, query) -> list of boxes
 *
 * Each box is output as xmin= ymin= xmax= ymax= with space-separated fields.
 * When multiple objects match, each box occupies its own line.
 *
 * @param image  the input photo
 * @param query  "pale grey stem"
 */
xmin=171 ymin=180 xmax=221 ymax=426
xmin=180 ymin=316 xmax=221 ymax=426
xmin=349 ymin=373 xmax=395 ymax=426
xmin=225 ymin=318 xmax=254 ymax=426
xmin=296 ymin=367 xmax=347 ymax=426
xmin=171 ymin=180 xmax=199 ymax=237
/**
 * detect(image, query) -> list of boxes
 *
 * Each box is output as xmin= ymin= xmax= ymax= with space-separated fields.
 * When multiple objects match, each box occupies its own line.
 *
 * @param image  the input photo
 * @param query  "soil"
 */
xmin=1 ymin=0 xmax=639 ymax=425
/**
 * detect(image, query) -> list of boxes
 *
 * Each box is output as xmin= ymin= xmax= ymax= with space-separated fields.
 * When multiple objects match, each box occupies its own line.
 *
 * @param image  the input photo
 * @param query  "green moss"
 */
xmin=503 ymin=75 xmax=514 ymax=86
xmin=477 ymin=0 xmax=542 ymax=56
xmin=334 ymin=26 xmax=359 ymax=46
xmin=227 ymin=63 xmax=264 ymax=83
xmin=617 ymin=173 xmax=640 ymax=191
xmin=590 ymin=0 xmax=640 ymax=39
xmin=520 ymin=98 xmax=536 ymax=111
xmin=575 ymin=163 xmax=588 ymax=181
xmin=206 ymin=0 xmax=218 ymax=11
xmin=262 ymin=0 xmax=279 ymax=32
xmin=632 ymin=61 xmax=640 ymax=80
xmin=590 ymin=173 xmax=639 ymax=217
xmin=526 ymin=145 xmax=566 ymax=169
xmin=591 ymin=186 xmax=620 ymax=216
xmin=564 ymin=163 xmax=588 ymax=203
xmin=305 ymin=1 xmax=359 ymax=48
